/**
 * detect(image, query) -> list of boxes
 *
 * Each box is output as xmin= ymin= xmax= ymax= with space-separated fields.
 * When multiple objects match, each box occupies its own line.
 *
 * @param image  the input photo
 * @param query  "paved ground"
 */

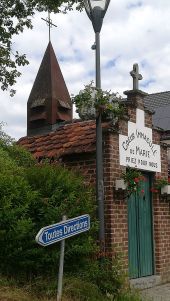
xmin=140 ymin=283 xmax=170 ymax=301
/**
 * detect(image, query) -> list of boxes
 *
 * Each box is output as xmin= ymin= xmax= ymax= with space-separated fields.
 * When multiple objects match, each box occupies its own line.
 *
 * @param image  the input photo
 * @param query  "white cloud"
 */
xmin=1 ymin=1 xmax=170 ymax=140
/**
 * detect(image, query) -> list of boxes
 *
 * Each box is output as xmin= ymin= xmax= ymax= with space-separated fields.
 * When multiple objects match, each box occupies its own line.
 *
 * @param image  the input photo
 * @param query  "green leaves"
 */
xmin=0 ymin=137 xmax=97 ymax=279
xmin=72 ymin=81 xmax=124 ymax=121
xmin=0 ymin=0 xmax=82 ymax=95
xmin=0 ymin=0 xmax=34 ymax=95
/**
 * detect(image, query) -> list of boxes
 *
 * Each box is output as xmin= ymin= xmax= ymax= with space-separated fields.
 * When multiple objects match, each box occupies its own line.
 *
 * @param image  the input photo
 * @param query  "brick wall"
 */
xmin=103 ymin=130 xmax=128 ymax=269
xmin=120 ymin=99 xmax=169 ymax=281
xmin=104 ymin=98 xmax=170 ymax=281
xmin=60 ymin=96 xmax=170 ymax=281
xmin=153 ymin=142 xmax=170 ymax=281
xmin=61 ymin=153 xmax=96 ymax=186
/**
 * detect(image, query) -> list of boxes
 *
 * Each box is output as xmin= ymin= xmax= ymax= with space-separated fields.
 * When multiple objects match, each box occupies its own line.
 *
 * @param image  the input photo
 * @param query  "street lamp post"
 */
xmin=84 ymin=0 xmax=110 ymax=251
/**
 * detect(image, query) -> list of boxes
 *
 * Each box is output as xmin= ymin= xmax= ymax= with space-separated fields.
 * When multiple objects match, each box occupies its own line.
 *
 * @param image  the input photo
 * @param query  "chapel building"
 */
xmin=18 ymin=42 xmax=170 ymax=285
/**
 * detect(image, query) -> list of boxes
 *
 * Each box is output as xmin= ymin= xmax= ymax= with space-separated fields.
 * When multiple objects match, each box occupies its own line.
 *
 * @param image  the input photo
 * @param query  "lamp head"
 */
xmin=84 ymin=0 xmax=110 ymax=33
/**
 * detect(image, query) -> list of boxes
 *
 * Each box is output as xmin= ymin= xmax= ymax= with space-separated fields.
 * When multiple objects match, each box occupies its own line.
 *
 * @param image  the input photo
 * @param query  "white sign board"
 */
xmin=119 ymin=109 xmax=161 ymax=172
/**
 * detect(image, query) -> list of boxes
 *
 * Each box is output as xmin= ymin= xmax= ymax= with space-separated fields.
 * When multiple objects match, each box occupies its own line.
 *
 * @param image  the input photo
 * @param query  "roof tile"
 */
xmin=144 ymin=91 xmax=170 ymax=111
xmin=18 ymin=120 xmax=109 ymax=159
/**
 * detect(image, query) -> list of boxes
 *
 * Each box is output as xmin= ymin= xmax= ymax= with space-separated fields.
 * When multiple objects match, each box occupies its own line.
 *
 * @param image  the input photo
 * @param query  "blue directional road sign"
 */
xmin=35 ymin=214 xmax=90 ymax=246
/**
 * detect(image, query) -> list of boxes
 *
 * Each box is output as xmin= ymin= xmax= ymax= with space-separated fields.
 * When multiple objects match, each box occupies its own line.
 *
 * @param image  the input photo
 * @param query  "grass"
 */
xmin=63 ymin=276 xmax=109 ymax=301
xmin=0 ymin=275 xmax=106 ymax=301
xmin=0 ymin=286 xmax=54 ymax=301
xmin=0 ymin=285 xmax=39 ymax=301
xmin=115 ymin=292 xmax=144 ymax=301
xmin=0 ymin=275 xmax=144 ymax=301
xmin=0 ymin=285 xmax=71 ymax=301
xmin=0 ymin=276 xmax=62 ymax=301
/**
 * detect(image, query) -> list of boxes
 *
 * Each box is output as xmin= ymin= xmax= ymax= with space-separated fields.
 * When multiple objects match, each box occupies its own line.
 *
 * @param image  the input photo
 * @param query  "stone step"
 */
xmin=130 ymin=275 xmax=161 ymax=290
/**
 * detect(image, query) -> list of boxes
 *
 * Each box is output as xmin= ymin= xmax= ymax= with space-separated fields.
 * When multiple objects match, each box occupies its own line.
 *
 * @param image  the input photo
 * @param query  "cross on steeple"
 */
xmin=41 ymin=12 xmax=57 ymax=42
xmin=130 ymin=63 xmax=143 ymax=90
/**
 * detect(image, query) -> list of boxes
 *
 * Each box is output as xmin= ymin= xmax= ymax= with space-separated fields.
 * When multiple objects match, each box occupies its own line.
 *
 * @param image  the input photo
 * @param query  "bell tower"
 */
xmin=27 ymin=41 xmax=72 ymax=136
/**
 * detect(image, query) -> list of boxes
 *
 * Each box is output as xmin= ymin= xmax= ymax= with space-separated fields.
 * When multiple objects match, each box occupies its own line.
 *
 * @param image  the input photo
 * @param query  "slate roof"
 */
xmin=18 ymin=120 xmax=109 ymax=160
xmin=144 ymin=91 xmax=170 ymax=131
xmin=144 ymin=91 xmax=170 ymax=111
xmin=152 ymin=104 xmax=170 ymax=131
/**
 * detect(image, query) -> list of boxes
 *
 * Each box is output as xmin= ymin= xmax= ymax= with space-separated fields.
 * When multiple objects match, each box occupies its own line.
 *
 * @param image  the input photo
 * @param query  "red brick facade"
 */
xmin=63 ymin=94 xmax=170 ymax=281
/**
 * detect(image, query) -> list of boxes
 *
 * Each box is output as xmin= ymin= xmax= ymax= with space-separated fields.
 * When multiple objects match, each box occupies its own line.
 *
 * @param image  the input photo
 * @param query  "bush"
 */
xmin=0 ymin=128 xmax=128 ymax=299
xmin=0 ymin=141 xmax=97 ymax=278
xmin=81 ymin=255 xmax=125 ymax=298
xmin=63 ymin=276 xmax=109 ymax=301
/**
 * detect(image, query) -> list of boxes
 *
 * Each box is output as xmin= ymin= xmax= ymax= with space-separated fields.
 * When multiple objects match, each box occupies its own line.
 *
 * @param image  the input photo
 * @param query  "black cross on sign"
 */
xmin=130 ymin=63 xmax=143 ymax=90
xmin=41 ymin=12 xmax=57 ymax=42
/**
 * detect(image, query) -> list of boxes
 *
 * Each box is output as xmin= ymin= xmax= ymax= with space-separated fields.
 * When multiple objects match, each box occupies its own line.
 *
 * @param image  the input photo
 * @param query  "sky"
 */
xmin=1 ymin=0 xmax=170 ymax=140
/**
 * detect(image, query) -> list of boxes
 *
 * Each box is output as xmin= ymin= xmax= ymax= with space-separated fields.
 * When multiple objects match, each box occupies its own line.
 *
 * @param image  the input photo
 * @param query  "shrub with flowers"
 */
xmin=72 ymin=81 xmax=125 ymax=121
xmin=122 ymin=167 xmax=146 ymax=195
xmin=150 ymin=175 xmax=168 ymax=193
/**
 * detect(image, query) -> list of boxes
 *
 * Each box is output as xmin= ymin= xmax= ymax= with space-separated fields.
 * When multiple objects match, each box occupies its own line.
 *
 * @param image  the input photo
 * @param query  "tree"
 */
xmin=0 ymin=0 xmax=83 ymax=96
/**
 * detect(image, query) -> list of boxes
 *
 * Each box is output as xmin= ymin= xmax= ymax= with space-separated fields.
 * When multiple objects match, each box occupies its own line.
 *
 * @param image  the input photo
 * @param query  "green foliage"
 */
xmin=19 ymin=275 xmax=110 ymax=300
xmin=0 ymin=121 xmax=15 ymax=145
xmin=25 ymin=163 xmax=98 ymax=271
xmin=0 ymin=122 xmax=35 ymax=170
xmin=122 ymin=167 xmax=146 ymax=195
xmin=0 ymin=273 xmax=144 ymax=301
xmin=0 ymin=0 xmax=82 ymax=95
xmin=0 ymin=147 xmax=18 ymax=175
xmin=72 ymin=81 xmax=124 ymax=121
xmin=63 ymin=276 xmax=109 ymax=301
xmin=0 ymin=127 xmax=128 ymax=299
xmin=150 ymin=175 xmax=168 ymax=193
xmin=115 ymin=291 xmax=143 ymax=301
xmin=5 ymin=143 xmax=36 ymax=168
xmin=0 ymin=0 xmax=32 ymax=95
xmin=0 ymin=139 xmax=97 ymax=278
xmin=84 ymin=255 xmax=125 ymax=298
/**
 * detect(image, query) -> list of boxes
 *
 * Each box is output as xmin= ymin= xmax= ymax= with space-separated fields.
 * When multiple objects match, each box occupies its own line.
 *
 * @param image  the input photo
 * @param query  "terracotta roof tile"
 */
xmin=35 ymin=137 xmax=46 ymax=143
xmin=28 ymin=147 xmax=37 ymax=152
xmin=18 ymin=120 xmax=110 ymax=160
xmin=48 ymin=150 xmax=58 ymax=157
xmin=33 ymin=151 xmax=46 ymax=158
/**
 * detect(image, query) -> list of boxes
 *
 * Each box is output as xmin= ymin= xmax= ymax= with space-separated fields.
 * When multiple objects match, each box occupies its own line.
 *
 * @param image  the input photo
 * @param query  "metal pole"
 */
xmin=57 ymin=215 xmax=66 ymax=301
xmin=95 ymin=32 xmax=101 ymax=89
xmin=95 ymin=32 xmax=105 ymax=250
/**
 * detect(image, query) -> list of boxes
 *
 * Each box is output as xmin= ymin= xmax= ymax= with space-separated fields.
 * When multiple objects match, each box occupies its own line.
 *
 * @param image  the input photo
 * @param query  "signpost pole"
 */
xmin=35 ymin=214 xmax=90 ymax=300
xmin=57 ymin=215 xmax=66 ymax=301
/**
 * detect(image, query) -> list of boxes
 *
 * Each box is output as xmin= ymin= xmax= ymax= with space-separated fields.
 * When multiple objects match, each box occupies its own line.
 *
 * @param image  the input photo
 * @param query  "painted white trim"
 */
xmin=119 ymin=109 xmax=161 ymax=172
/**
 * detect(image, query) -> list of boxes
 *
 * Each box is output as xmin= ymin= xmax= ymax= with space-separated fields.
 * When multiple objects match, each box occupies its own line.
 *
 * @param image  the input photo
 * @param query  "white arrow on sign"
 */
xmin=35 ymin=214 xmax=90 ymax=246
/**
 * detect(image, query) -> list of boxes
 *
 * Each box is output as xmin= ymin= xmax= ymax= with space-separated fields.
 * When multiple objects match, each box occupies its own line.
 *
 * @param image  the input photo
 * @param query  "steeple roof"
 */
xmin=27 ymin=42 xmax=72 ymax=136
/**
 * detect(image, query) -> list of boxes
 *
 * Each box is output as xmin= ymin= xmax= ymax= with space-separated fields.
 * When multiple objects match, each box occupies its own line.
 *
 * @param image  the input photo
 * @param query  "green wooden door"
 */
xmin=128 ymin=173 xmax=154 ymax=278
